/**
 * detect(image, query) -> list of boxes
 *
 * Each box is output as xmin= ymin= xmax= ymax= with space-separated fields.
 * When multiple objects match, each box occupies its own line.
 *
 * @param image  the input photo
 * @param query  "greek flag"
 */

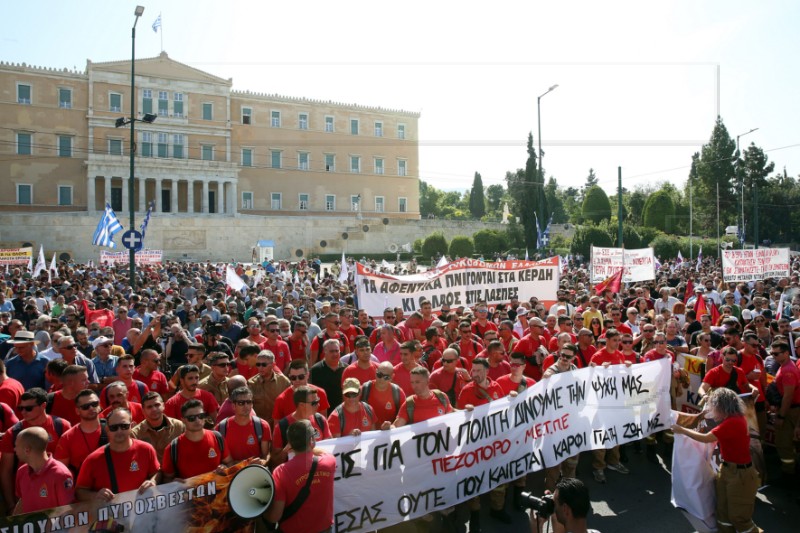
xmin=138 ymin=201 xmax=155 ymax=251
xmin=152 ymin=14 xmax=161 ymax=33
xmin=92 ymin=203 xmax=123 ymax=249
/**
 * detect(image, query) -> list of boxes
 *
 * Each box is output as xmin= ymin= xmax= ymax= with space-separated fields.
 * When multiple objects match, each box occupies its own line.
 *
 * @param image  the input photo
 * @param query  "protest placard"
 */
xmin=0 ymin=247 xmax=33 ymax=266
xmin=590 ymin=247 xmax=656 ymax=283
xmin=100 ymin=249 xmax=163 ymax=265
xmin=721 ymin=248 xmax=790 ymax=282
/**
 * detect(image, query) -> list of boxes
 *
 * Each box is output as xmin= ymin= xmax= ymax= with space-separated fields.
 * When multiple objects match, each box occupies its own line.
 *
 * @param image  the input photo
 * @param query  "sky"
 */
xmin=3 ymin=0 xmax=798 ymax=195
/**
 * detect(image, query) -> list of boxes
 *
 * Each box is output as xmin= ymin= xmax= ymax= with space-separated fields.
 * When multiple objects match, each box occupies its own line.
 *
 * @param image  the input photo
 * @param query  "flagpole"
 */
xmin=159 ymin=12 xmax=163 ymax=52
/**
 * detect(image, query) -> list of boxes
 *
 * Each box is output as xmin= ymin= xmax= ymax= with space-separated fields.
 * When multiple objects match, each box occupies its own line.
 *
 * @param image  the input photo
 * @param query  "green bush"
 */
xmin=570 ymin=224 xmax=613 ymax=258
xmin=582 ymin=186 xmax=612 ymax=224
xmin=616 ymin=224 xmax=643 ymax=248
xmin=413 ymin=238 xmax=423 ymax=254
xmin=448 ymin=236 xmax=474 ymax=259
xmin=650 ymin=234 xmax=681 ymax=259
xmin=422 ymin=233 xmax=448 ymax=259
xmin=637 ymin=226 xmax=663 ymax=248
xmin=473 ymin=229 xmax=507 ymax=256
xmin=643 ymin=190 xmax=676 ymax=232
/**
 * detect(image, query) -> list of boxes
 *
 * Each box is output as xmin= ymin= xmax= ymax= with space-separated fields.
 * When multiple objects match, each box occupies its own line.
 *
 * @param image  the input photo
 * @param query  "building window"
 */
xmin=16 ymin=132 xmax=32 ymax=155
xmin=142 ymin=89 xmax=153 ymax=114
xmin=351 ymin=195 xmax=360 ymax=212
xmin=201 ymin=145 xmax=214 ymax=161
xmin=173 ymin=93 xmax=184 ymax=117
xmin=58 ymin=88 xmax=72 ymax=109
xmin=242 ymin=148 xmax=253 ymax=167
xmin=108 ymin=139 xmax=123 ymax=156
xmin=325 ymin=116 xmax=334 ymax=133
xmin=398 ymin=159 xmax=407 ymax=176
xmin=141 ymin=132 xmax=153 ymax=157
xmin=109 ymin=93 xmax=122 ymax=112
xmin=17 ymin=184 xmax=32 ymax=205
xmin=399 ymin=197 xmax=408 ymax=213
xmin=374 ymin=158 xmax=384 ymax=175
xmin=271 ymin=110 xmax=281 ymax=127
xmin=271 ymin=193 xmax=282 ymax=210
xmin=271 ymin=150 xmax=282 ymax=169
xmin=158 ymin=91 xmax=169 ymax=117
xmin=172 ymin=134 xmax=184 ymax=159
xmin=17 ymin=83 xmax=31 ymax=104
xmin=350 ymin=119 xmax=359 ymax=135
xmin=325 ymin=154 xmax=335 ymax=172
xmin=242 ymin=107 xmax=252 ymax=125
xmin=202 ymin=103 xmax=213 ymax=121
xmin=299 ymin=193 xmax=309 ymax=211
xmin=298 ymin=152 xmax=309 ymax=170
xmin=375 ymin=121 xmax=383 ymax=137
xmin=350 ymin=156 xmax=361 ymax=173
xmin=375 ymin=196 xmax=385 ymax=213
xmin=397 ymin=123 xmax=406 ymax=140
xmin=242 ymin=191 xmax=253 ymax=209
xmin=58 ymin=135 xmax=72 ymax=157
xmin=325 ymin=194 xmax=336 ymax=211
xmin=157 ymin=133 xmax=168 ymax=158
xmin=298 ymin=113 xmax=308 ymax=130
xmin=58 ymin=186 xmax=72 ymax=206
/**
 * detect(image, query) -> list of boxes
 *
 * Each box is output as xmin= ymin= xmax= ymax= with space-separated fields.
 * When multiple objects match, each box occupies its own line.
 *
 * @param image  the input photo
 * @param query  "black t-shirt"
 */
xmin=309 ymin=360 xmax=346 ymax=413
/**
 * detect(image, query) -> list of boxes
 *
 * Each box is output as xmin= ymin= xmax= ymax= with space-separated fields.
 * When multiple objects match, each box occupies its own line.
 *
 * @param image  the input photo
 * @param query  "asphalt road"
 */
xmin=379 ymin=442 xmax=798 ymax=533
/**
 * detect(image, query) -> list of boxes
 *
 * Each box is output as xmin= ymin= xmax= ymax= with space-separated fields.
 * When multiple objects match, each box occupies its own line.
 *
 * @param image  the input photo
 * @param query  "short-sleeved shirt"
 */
xmin=162 ymin=430 xmax=224 ymax=478
xmin=15 ymin=456 xmax=74 ymax=514
xmin=0 ymin=402 xmax=19 ymax=433
xmin=396 ymin=392 xmax=453 ymax=424
xmin=776 ymin=360 xmax=800 ymax=404
xmin=163 ymin=389 xmax=220 ymax=420
xmin=272 ymin=413 xmax=332 ymax=450
xmin=216 ymin=416 xmax=271 ymax=461
xmin=495 ymin=375 xmax=536 ymax=397
xmin=76 ymin=439 xmax=159 ymax=493
xmin=327 ymin=402 xmax=375 ymax=436
xmin=55 ymin=423 xmax=106 ymax=473
xmin=361 ymin=382 xmax=405 ymax=426
xmin=263 ymin=340 xmax=291 ymax=373
xmin=591 ymin=348 xmax=627 ymax=366
xmin=133 ymin=369 xmax=169 ymax=397
xmin=271 ymin=452 xmax=336 ymax=533
xmin=392 ymin=363 xmax=422 ymax=397
xmin=457 ymin=380 xmax=504 ymax=409
xmin=0 ymin=377 xmax=24 ymax=410
xmin=100 ymin=380 xmax=148 ymax=409
xmin=711 ymin=415 xmax=751 ymax=464
xmin=92 ymin=355 xmax=119 ymax=381
xmin=272 ymin=385 xmax=330 ymax=423
xmin=0 ymin=416 xmax=70 ymax=456
xmin=703 ymin=365 xmax=750 ymax=394
xmin=4 ymin=354 xmax=49 ymax=390
xmin=48 ymin=391 xmax=81 ymax=426
xmin=342 ymin=362 xmax=378 ymax=386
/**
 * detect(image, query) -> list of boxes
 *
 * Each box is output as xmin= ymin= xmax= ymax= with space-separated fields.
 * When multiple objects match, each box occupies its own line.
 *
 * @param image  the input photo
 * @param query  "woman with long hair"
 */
xmin=589 ymin=317 xmax=603 ymax=342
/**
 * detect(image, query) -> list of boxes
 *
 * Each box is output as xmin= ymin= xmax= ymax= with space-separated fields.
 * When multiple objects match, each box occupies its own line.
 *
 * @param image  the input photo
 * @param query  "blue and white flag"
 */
xmin=539 ymin=214 xmax=553 ymax=249
xmin=138 ymin=201 xmax=155 ymax=251
xmin=738 ymin=226 xmax=745 ymax=245
xmin=92 ymin=203 xmax=123 ymax=249
xmin=152 ymin=14 xmax=161 ymax=33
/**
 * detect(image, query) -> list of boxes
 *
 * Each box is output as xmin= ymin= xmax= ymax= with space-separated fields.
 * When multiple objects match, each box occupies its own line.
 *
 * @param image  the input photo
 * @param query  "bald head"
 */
xmin=227 ymin=375 xmax=248 ymax=394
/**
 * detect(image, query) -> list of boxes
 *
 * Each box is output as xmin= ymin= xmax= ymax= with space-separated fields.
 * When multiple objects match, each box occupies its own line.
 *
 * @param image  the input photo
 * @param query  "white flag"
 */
xmin=338 ymin=251 xmax=348 ymax=283
xmin=436 ymin=256 xmax=448 ymax=269
xmin=696 ymin=247 xmax=703 ymax=272
xmin=49 ymin=252 xmax=58 ymax=278
xmin=32 ymin=245 xmax=46 ymax=278
xmin=226 ymin=265 xmax=247 ymax=294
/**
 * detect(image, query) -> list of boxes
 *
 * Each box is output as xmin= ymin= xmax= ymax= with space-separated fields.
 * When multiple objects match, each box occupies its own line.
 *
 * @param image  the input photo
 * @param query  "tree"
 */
xmin=626 ymin=187 xmax=650 ymax=226
xmin=473 ymin=229 xmax=508 ymax=256
xmin=581 ymin=186 xmax=612 ymax=224
xmin=741 ymin=143 xmax=775 ymax=242
xmin=694 ymin=117 xmax=737 ymax=234
xmin=448 ymin=236 xmax=475 ymax=259
xmin=545 ymin=177 xmax=567 ymax=223
xmin=422 ymin=233 xmax=448 ymax=259
xmin=468 ymin=172 xmax=486 ymax=219
xmin=642 ymin=190 xmax=676 ymax=232
xmin=570 ymin=225 xmax=613 ymax=258
xmin=585 ymin=168 xmax=598 ymax=189
xmin=419 ymin=180 xmax=442 ymax=219
xmin=486 ymin=184 xmax=505 ymax=217
xmin=506 ymin=133 xmax=546 ymax=250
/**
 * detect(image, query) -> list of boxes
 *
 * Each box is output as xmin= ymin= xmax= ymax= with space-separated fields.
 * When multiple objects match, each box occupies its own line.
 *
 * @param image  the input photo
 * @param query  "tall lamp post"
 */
xmin=536 ymin=84 xmax=558 ymax=248
xmin=735 ymin=127 xmax=758 ymax=249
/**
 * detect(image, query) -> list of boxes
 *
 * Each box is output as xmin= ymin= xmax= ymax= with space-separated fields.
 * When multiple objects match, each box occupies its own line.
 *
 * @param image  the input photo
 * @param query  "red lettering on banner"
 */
xmin=430 ymin=439 xmax=512 ymax=474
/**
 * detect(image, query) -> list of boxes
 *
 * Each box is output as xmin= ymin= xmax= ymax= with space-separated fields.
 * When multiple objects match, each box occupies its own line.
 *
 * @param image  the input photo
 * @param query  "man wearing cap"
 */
xmin=513 ymin=307 xmax=530 ymax=338
xmin=328 ymin=378 xmax=376 ymax=437
xmin=90 ymin=335 xmax=119 ymax=387
xmin=4 ymin=331 xmax=49 ymax=390
xmin=515 ymin=317 xmax=549 ymax=380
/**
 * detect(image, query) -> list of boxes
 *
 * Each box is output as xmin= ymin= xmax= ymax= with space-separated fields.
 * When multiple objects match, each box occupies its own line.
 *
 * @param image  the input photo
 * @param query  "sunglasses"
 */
xmin=17 ymin=405 xmax=39 ymax=412
xmin=289 ymin=374 xmax=307 ymax=381
xmin=559 ymin=353 xmax=575 ymax=360
xmin=214 ymin=362 xmax=233 ymax=367
xmin=344 ymin=392 xmax=358 ymax=399
xmin=441 ymin=359 xmax=457 ymax=364
xmin=376 ymin=372 xmax=392 ymax=380
xmin=108 ymin=423 xmax=132 ymax=432
xmin=510 ymin=362 xmax=525 ymax=367
xmin=184 ymin=413 xmax=207 ymax=422
xmin=304 ymin=400 xmax=320 ymax=407
xmin=61 ymin=344 xmax=77 ymax=350
xmin=234 ymin=400 xmax=254 ymax=406
xmin=78 ymin=401 xmax=100 ymax=410
xmin=621 ymin=340 xmax=633 ymax=344
xmin=256 ymin=362 xmax=273 ymax=367
xmin=268 ymin=329 xmax=279 ymax=333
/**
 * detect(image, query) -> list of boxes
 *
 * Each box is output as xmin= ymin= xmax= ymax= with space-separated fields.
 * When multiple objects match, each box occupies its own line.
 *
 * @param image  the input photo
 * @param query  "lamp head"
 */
xmin=115 ymin=117 xmax=128 ymax=128
xmin=142 ymin=113 xmax=157 ymax=124
xmin=134 ymin=6 xmax=145 ymax=17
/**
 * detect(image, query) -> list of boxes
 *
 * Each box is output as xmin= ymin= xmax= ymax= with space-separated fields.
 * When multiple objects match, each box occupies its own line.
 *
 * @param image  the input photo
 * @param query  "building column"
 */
xmin=103 ymin=176 xmax=111 ymax=207
xmin=120 ymin=177 xmax=128 ymax=214
xmin=229 ymin=181 xmax=237 ymax=216
xmin=139 ymin=177 xmax=147 ymax=212
xmin=187 ymin=179 xmax=194 ymax=214
xmin=202 ymin=180 xmax=209 ymax=214
xmin=86 ymin=176 xmax=96 ymax=213
xmin=217 ymin=181 xmax=224 ymax=214
xmin=154 ymin=178 xmax=163 ymax=213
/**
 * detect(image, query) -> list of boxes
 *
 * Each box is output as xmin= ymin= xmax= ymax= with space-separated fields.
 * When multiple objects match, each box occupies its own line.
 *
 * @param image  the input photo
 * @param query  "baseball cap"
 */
xmin=92 ymin=336 xmax=112 ymax=349
xmin=342 ymin=378 xmax=361 ymax=395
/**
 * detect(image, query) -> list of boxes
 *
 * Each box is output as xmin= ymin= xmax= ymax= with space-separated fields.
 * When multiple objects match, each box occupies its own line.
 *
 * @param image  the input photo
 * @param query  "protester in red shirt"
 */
xmin=496 ymin=352 xmax=537 ymax=397
xmin=163 ymin=365 xmax=220 ymax=422
xmin=547 ymin=315 xmax=578 ymax=352
xmin=265 ymin=420 xmax=336 ymax=533
xmin=309 ymin=313 xmax=350 ymax=365
xmin=338 ymin=308 xmax=365 ymax=348
xmin=771 ymin=339 xmax=800 ymax=479
xmin=419 ymin=327 xmax=445 ymax=370
xmin=272 ymin=360 xmax=330 ymax=422
xmin=394 ymin=367 xmax=453 ymax=427
xmin=13 ymin=426 xmax=74 ymax=514
xmin=244 ymin=317 xmax=268 ymax=349
xmin=133 ymin=349 xmax=169 ymax=398
xmin=270 ymin=386 xmax=332 ymax=468
xmin=75 ymin=407 xmax=158 ymax=501
xmin=230 ymin=343 xmax=260 ymax=381
xmin=100 ymin=381 xmax=145 ymax=424
xmin=263 ymin=318 xmax=291 ymax=373
xmin=0 ymin=401 xmax=19 ymax=435
xmin=328 ymin=378 xmax=376 ymax=437
xmin=0 ymin=360 xmax=24 ymax=410
xmin=457 ymin=357 xmax=504 ymax=409
xmin=471 ymin=303 xmax=499 ymax=339
xmin=162 ymin=399 xmax=232 ymax=482
xmin=54 ymin=390 xmax=106 ymax=475
xmin=100 ymin=355 xmax=147 ymax=408
xmin=429 ymin=348 xmax=470 ymax=408
xmin=286 ymin=322 xmax=309 ymax=361
xmin=699 ymin=346 xmax=758 ymax=400
xmin=393 ymin=341 xmax=424 ymax=396
xmin=47 ymin=365 xmax=89 ymax=425
xmin=359 ymin=362 xmax=406 ymax=428
xmin=485 ymin=340 xmax=511 ymax=381
xmin=215 ymin=386 xmax=271 ymax=463
xmin=590 ymin=329 xmax=631 ymax=367
xmin=515 ymin=317 xmax=549 ymax=380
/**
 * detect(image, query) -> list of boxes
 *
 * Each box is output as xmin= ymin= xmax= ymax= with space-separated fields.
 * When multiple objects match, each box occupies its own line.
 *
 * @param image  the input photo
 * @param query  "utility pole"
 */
xmin=618 ymin=167 xmax=623 ymax=246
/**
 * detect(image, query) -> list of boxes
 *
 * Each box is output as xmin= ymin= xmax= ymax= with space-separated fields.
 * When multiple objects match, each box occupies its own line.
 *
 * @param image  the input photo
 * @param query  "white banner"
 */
xmin=0 ymin=246 xmax=33 ymax=265
xmin=100 ymin=249 xmax=163 ymax=265
xmin=318 ymin=359 xmax=671 ymax=532
xmin=591 ymin=247 xmax=656 ymax=283
xmin=722 ymin=248 xmax=790 ymax=282
xmin=674 ymin=353 xmax=705 ymax=414
xmin=355 ymin=257 xmax=560 ymax=316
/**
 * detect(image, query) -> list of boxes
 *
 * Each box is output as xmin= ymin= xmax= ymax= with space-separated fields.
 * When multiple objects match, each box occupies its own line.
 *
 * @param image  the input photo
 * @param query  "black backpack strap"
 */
xmin=103 ymin=445 xmax=119 ymax=494
xmin=279 ymin=417 xmax=289 ymax=446
xmin=97 ymin=419 xmax=109 ymax=447
xmin=280 ymin=456 xmax=319 ymax=522
xmin=218 ymin=418 xmax=228 ymax=437
xmin=726 ymin=368 xmax=741 ymax=394
xmin=46 ymin=393 xmax=55 ymax=414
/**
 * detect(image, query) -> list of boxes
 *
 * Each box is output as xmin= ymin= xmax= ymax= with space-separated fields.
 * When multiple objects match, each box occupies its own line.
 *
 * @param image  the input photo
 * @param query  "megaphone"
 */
xmin=227 ymin=464 xmax=276 ymax=519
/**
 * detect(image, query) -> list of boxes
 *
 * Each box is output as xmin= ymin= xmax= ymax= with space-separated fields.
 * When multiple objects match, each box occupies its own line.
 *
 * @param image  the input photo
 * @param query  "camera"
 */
xmin=205 ymin=322 xmax=224 ymax=336
xmin=520 ymin=491 xmax=555 ymax=518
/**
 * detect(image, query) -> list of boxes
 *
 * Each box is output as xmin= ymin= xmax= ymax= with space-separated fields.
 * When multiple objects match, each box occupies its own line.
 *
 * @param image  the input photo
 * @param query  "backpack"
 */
xmin=9 ymin=416 xmax=67 ymax=449
xmin=314 ymin=331 xmax=344 ymax=360
xmin=361 ymin=381 xmax=401 ymax=410
xmin=332 ymin=402 xmax=375 ymax=435
xmin=217 ymin=415 xmax=264 ymax=442
xmin=169 ymin=431 xmax=225 ymax=478
xmin=405 ymin=390 xmax=449 ymax=424
xmin=278 ymin=413 xmax=325 ymax=445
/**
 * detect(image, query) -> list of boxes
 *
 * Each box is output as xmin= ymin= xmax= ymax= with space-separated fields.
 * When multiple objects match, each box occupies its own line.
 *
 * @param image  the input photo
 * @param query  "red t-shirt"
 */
xmin=272 ymin=385 xmax=330 ymax=422
xmin=342 ymin=362 xmax=378 ymax=386
xmin=272 ymin=413 xmax=332 ymax=450
xmin=487 ymin=361 xmax=512 ymax=382
xmin=776 ymin=360 xmax=800 ymax=404
xmin=0 ymin=377 xmax=24 ymax=410
xmin=327 ymin=402 xmax=375 ymax=436
xmin=233 ymin=360 xmax=258 ymax=380
xmin=133 ymin=369 xmax=170 ymax=397
xmin=362 ymin=382 xmax=406 ymax=426
xmin=393 ymin=363 xmax=421 ymax=396
xmin=101 ymin=402 xmax=145 ymax=424
xmin=457 ymin=380 xmax=504 ymax=409
xmin=271 ymin=452 xmax=336 ymax=533
xmin=76 ymin=439 xmax=159 ymax=493
xmin=55 ymin=424 xmax=104 ymax=473
xmin=48 ymin=392 xmax=80 ymax=426
xmin=264 ymin=340 xmax=291 ymax=373
xmin=702 ymin=365 xmax=750 ymax=394
xmin=643 ymin=349 xmax=673 ymax=363
xmin=287 ymin=336 xmax=308 ymax=361
xmin=738 ymin=353 xmax=765 ymax=402
xmin=495 ymin=375 xmax=536 ymax=397
xmin=310 ymin=332 xmax=349 ymax=359
xmin=161 ymin=431 xmax=224 ymax=478
xmin=0 ymin=416 xmax=70 ymax=456
xmin=515 ymin=333 xmax=547 ymax=379
xmin=429 ymin=368 xmax=467 ymax=402
xmin=397 ymin=392 xmax=453 ymax=424
xmin=591 ymin=348 xmax=627 ymax=366
xmin=548 ymin=332 xmax=577 ymax=352
xmin=471 ymin=320 xmax=498 ymax=339
xmin=339 ymin=325 xmax=365 ymax=349
xmin=711 ymin=415 xmax=751 ymax=464
xmin=100 ymin=380 xmax=148 ymax=409
xmin=0 ymin=402 xmax=19 ymax=434
xmin=163 ymin=390 xmax=220 ymax=420
xmin=216 ymin=416 xmax=271 ymax=461
xmin=15 ymin=456 xmax=74 ymax=514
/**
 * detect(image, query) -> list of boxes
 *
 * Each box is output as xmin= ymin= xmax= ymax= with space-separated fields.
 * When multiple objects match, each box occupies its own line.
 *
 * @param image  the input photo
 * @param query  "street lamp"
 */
xmin=125 ymin=6 xmax=144 ymax=288
xmin=536 ymin=84 xmax=558 ymax=249
xmin=735 ymin=127 xmax=758 ymax=248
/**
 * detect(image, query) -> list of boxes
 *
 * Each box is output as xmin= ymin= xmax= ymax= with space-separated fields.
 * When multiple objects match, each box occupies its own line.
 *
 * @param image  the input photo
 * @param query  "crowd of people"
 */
xmin=0 ymin=254 xmax=799 ymax=533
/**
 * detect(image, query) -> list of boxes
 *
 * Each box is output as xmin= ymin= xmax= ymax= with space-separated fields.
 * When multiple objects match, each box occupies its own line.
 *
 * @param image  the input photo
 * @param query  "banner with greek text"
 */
xmin=100 ymin=249 xmax=163 ymax=265
xmin=355 ymin=257 xmax=560 ymax=316
xmin=674 ymin=353 xmax=705 ymax=414
xmin=0 ymin=246 xmax=33 ymax=266
xmin=590 ymin=247 xmax=656 ymax=283
xmin=318 ymin=359 xmax=671 ymax=532
xmin=722 ymin=248 xmax=790 ymax=282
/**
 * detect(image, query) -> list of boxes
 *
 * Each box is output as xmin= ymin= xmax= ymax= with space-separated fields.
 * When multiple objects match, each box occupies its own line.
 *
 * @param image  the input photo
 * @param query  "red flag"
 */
xmin=694 ymin=293 xmax=708 ymax=317
xmin=684 ymin=279 xmax=694 ymax=304
xmin=710 ymin=301 xmax=720 ymax=325
xmin=595 ymin=268 xmax=623 ymax=296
